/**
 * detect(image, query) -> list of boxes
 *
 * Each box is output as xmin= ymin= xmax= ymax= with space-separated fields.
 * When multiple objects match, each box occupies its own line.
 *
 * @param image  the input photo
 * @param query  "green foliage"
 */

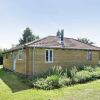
xmin=77 ymin=38 xmax=94 ymax=45
xmin=70 ymin=67 xmax=78 ymax=82
xmin=76 ymin=65 xmax=85 ymax=71
xmin=32 ymin=65 xmax=100 ymax=90
xmin=84 ymin=66 xmax=94 ymax=72
xmin=91 ymin=67 xmax=100 ymax=79
xmin=33 ymin=75 xmax=60 ymax=90
xmin=19 ymin=27 xmax=39 ymax=45
xmin=46 ymin=75 xmax=60 ymax=89
xmin=91 ymin=71 xmax=100 ymax=79
xmin=49 ymin=66 xmax=64 ymax=76
xmin=33 ymin=78 xmax=48 ymax=90
xmin=59 ymin=77 xmax=71 ymax=86
xmin=56 ymin=30 xmax=61 ymax=37
xmin=1 ymin=67 xmax=100 ymax=100
xmin=74 ymin=71 xmax=92 ymax=83
xmin=95 ymin=67 xmax=100 ymax=72
xmin=0 ymin=49 xmax=3 ymax=65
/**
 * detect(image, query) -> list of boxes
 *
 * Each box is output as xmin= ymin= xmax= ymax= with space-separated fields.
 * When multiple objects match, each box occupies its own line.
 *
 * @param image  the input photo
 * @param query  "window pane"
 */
xmin=18 ymin=50 xmax=23 ymax=60
xmin=46 ymin=50 xmax=48 ymax=61
xmin=50 ymin=50 xmax=52 ymax=61
xmin=87 ymin=51 xmax=92 ymax=61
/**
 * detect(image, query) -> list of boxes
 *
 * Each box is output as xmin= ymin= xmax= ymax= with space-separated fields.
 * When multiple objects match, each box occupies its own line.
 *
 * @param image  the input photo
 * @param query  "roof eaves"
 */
xmin=28 ymin=45 xmax=100 ymax=51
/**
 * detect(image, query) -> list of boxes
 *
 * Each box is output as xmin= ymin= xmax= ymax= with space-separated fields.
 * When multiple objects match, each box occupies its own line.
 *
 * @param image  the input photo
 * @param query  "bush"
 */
xmin=46 ymin=75 xmax=60 ymax=89
xmin=69 ymin=67 xmax=78 ymax=83
xmin=33 ymin=78 xmax=48 ymax=90
xmin=33 ymin=75 xmax=60 ymax=90
xmin=95 ymin=67 xmax=100 ymax=72
xmin=32 ymin=65 xmax=100 ymax=90
xmin=74 ymin=71 xmax=92 ymax=83
xmin=76 ymin=65 xmax=85 ymax=71
xmin=91 ymin=71 xmax=100 ymax=79
xmin=84 ymin=66 xmax=94 ymax=72
xmin=49 ymin=66 xmax=63 ymax=76
xmin=59 ymin=77 xmax=71 ymax=86
xmin=91 ymin=67 xmax=100 ymax=79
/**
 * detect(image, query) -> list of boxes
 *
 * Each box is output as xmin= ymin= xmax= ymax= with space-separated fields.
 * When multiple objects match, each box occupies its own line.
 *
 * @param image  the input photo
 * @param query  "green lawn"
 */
xmin=0 ymin=67 xmax=100 ymax=100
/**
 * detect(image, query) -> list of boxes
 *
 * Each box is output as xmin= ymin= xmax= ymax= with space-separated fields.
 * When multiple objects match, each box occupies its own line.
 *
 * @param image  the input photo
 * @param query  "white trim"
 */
xmin=13 ymin=52 xmax=16 ymax=71
xmin=45 ymin=49 xmax=53 ymax=63
xmin=18 ymin=50 xmax=23 ymax=60
xmin=86 ymin=51 xmax=92 ymax=61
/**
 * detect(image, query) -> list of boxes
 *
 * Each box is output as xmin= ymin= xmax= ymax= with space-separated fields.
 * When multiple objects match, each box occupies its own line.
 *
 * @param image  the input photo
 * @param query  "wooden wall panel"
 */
xmin=33 ymin=48 xmax=100 ymax=74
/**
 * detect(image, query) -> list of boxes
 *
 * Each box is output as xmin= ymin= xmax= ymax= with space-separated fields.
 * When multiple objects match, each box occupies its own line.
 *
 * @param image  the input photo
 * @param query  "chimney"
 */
xmin=61 ymin=29 xmax=64 ymax=47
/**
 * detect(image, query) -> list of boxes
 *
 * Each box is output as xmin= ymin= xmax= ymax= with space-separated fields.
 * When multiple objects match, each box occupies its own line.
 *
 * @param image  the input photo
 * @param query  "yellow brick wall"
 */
xmin=33 ymin=48 xmax=100 ymax=74
xmin=27 ymin=48 xmax=33 ymax=75
xmin=3 ymin=53 xmax=13 ymax=70
xmin=3 ymin=48 xmax=100 ymax=75
xmin=3 ymin=49 xmax=26 ymax=74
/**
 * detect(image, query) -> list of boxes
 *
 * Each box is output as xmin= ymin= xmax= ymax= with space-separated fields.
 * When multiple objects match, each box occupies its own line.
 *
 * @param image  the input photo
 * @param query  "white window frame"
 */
xmin=45 ymin=49 xmax=53 ymax=63
xmin=87 ymin=51 xmax=92 ymax=61
xmin=18 ymin=50 xmax=23 ymax=60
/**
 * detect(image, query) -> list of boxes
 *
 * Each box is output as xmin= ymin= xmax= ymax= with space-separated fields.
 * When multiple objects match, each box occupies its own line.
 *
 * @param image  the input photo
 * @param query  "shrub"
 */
xmin=84 ymin=66 xmax=94 ymax=72
xmin=33 ymin=78 xmax=48 ymax=90
xmin=46 ymin=75 xmax=60 ymax=89
xmin=74 ymin=71 xmax=92 ymax=83
xmin=91 ymin=71 xmax=100 ymax=79
xmin=70 ymin=67 xmax=78 ymax=83
xmin=95 ymin=67 xmax=100 ymax=72
xmin=32 ymin=65 xmax=100 ymax=90
xmin=59 ymin=77 xmax=71 ymax=86
xmin=76 ymin=65 xmax=85 ymax=71
xmin=33 ymin=75 xmax=60 ymax=90
xmin=91 ymin=67 xmax=100 ymax=79
xmin=49 ymin=66 xmax=63 ymax=76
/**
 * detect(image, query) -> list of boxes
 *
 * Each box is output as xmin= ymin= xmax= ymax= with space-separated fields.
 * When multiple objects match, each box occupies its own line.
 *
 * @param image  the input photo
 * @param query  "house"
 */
xmin=3 ymin=31 xmax=100 ymax=75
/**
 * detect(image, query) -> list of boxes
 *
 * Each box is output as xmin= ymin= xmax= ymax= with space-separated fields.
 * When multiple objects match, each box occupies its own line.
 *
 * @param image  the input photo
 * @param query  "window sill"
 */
xmin=45 ymin=61 xmax=53 ymax=64
xmin=18 ymin=59 xmax=23 ymax=60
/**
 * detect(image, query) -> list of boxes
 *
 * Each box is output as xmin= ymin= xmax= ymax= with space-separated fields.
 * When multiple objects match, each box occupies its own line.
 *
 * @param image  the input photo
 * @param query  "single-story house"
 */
xmin=3 ymin=31 xmax=100 ymax=75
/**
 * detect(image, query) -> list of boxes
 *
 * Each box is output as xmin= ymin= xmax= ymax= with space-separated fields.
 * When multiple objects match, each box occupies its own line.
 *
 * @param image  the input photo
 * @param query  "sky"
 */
xmin=0 ymin=0 xmax=100 ymax=49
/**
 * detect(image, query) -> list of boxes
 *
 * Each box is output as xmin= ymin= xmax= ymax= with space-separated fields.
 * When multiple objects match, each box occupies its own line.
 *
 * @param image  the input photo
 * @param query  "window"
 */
xmin=18 ymin=50 xmax=23 ymax=60
xmin=87 ymin=51 xmax=92 ymax=61
xmin=5 ymin=54 xmax=8 ymax=59
xmin=45 ymin=49 xmax=53 ymax=63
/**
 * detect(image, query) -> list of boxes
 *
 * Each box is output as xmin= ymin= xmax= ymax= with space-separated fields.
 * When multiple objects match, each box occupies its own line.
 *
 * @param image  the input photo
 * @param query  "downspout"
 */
xmin=99 ymin=51 xmax=100 ymax=65
xmin=24 ymin=44 xmax=27 ymax=76
xmin=25 ymin=46 xmax=26 ymax=76
xmin=33 ymin=45 xmax=35 ymax=75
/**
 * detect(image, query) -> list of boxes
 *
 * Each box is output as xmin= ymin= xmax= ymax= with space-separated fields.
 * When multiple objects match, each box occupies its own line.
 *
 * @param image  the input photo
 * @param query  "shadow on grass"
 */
xmin=0 ymin=68 xmax=31 ymax=93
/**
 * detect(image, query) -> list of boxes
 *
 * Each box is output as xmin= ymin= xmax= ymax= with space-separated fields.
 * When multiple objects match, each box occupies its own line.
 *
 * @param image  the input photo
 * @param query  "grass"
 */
xmin=0 ymin=67 xmax=100 ymax=100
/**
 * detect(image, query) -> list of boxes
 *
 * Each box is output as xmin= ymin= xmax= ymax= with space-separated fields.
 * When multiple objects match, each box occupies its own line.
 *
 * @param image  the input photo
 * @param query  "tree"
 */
xmin=19 ymin=27 xmax=39 ymax=45
xmin=77 ymin=38 xmax=94 ymax=45
xmin=0 ymin=49 xmax=3 ymax=65
xmin=56 ymin=30 xmax=61 ymax=37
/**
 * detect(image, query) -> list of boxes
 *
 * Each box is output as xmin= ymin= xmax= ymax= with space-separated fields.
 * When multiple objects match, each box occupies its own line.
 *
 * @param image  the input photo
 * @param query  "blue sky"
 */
xmin=0 ymin=0 xmax=100 ymax=48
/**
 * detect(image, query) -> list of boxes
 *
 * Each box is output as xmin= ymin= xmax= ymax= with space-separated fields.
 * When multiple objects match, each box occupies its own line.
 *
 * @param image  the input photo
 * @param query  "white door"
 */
xmin=13 ymin=53 xmax=16 ymax=71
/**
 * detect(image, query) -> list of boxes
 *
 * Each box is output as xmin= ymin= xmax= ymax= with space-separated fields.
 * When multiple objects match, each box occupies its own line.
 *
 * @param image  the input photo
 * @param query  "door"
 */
xmin=13 ymin=53 xmax=17 ymax=71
